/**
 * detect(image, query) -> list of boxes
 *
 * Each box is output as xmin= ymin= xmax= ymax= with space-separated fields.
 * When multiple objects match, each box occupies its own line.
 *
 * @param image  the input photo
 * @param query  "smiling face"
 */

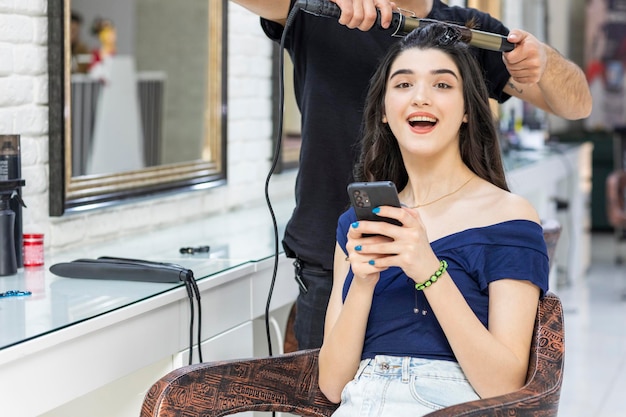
xmin=383 ymin=47 xmax=467 ymax=159
xmin=356 ymin=23 xmax=507 ymax=191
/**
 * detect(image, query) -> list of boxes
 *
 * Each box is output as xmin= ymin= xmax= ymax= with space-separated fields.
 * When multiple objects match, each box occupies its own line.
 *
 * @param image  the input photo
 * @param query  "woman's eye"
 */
xmin=435 ymin=82 xmax=451 ymax=89
xmin=395 ymin=82 xmax=412 ymax=89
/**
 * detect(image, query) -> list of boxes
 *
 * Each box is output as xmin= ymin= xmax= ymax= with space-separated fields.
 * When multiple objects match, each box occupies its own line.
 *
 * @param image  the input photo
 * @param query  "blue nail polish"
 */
xmin=351 ymin=221 xmax=359 ymax=228
xmin=372 ymin=207 xmax=381 ymax=214
xmin=368 ymin=260 xmax=375 ymax=266
xmin=355 ymin=245 xmax=362 ymax=251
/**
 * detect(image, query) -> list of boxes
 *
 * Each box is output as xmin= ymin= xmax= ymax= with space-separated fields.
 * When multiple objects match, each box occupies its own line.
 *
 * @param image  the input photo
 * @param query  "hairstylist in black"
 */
xmin=231 ymin=0 xmax=591 ymax=350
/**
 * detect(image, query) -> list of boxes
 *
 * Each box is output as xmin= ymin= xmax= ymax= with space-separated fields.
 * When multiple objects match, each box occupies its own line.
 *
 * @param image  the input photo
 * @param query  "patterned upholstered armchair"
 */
xmin=141 ymin=292 xmax=564 ymax=417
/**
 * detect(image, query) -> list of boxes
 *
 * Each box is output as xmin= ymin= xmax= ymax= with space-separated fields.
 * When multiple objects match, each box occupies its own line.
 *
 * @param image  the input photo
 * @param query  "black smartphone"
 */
xmin=347 ymin=181 xmax=402 ymax=226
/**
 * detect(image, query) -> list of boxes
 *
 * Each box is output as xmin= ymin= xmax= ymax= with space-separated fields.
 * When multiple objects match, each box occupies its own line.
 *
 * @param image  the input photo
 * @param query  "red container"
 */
xmin=23 ymin=233 xmax=44 ymax=267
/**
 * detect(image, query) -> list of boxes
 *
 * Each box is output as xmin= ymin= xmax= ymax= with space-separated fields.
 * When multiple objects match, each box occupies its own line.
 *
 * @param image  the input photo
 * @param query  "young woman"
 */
xmin=318 ymin=23 xmax=550 ymax=416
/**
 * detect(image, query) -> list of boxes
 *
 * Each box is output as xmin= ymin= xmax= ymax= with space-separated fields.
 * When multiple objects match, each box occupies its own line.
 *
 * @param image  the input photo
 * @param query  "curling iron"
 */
xmin=296 ymin=0 xmax=515 ymax=52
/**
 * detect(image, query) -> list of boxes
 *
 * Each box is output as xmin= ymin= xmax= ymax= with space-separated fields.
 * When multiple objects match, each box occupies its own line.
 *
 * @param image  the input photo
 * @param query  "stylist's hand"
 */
xmin=331 ymin=0 xmax=396 ymax=31
xmin=503 ymin=29 xmax=548 ymax=85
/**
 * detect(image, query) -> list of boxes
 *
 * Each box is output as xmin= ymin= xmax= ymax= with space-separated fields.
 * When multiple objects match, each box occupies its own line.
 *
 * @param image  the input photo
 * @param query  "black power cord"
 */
xmin=263 ymin=4 xmax=303 ymax=359
xmin=184 ymin=273 xmax=203 ymax=365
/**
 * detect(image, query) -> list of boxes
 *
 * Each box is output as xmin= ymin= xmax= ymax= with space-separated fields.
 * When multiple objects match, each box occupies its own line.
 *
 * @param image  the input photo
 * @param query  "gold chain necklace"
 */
xmin=411 ymin=176 xmax=474 ymax=209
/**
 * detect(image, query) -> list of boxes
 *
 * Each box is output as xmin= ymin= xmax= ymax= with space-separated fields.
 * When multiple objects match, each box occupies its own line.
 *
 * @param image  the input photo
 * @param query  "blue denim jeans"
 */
xmin=331 ymin=355 xmax=480 ymax=417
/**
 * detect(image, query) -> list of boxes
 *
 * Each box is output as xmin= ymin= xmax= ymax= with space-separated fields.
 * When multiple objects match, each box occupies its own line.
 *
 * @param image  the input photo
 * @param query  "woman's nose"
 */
xmin=412 ymin=84 xmax=430 ymax=106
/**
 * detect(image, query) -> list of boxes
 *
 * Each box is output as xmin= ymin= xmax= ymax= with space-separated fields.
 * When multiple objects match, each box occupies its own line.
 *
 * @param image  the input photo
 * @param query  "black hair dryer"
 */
xmin=0 ymin=179 xmax=26 ymax=276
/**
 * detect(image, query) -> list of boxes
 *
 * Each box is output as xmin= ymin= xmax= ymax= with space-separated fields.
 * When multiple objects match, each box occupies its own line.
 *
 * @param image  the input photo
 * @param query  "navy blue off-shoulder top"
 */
xmin=336 ymin=208 xmax=550 ymax=362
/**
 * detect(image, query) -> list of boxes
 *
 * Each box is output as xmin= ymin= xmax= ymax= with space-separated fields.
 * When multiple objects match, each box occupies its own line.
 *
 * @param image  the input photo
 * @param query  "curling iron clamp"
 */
xmin=389 ymin=12 xmax=515 ymax=52
xmin=297 ymin=0 xmax=515 ymax=52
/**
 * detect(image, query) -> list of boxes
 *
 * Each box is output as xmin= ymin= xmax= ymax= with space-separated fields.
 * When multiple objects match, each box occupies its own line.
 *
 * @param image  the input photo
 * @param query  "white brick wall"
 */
xmin=0 ymin=3 xmax=296 ymax=253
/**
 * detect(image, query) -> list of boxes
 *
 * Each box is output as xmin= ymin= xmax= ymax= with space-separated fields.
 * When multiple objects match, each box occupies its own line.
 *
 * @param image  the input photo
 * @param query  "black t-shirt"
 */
xmin=262 ymin=0 xmax=511 ymax=270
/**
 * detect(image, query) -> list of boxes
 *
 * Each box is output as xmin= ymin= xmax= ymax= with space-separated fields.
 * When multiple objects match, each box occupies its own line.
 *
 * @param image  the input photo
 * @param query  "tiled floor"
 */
xmin=556 ymin=232 xmax=626 ymax=416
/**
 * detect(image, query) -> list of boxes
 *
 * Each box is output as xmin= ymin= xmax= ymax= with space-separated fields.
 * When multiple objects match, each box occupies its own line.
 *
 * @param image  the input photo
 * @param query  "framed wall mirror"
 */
xmin=48 ymin=0 xmax=227 ymax=216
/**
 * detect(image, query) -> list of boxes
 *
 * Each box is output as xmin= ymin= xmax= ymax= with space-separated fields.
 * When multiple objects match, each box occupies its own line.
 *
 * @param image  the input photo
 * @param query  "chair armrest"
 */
xmin=141 ymin=348 xmax=338 ymax=417
xmin=425 ymin=292 xmax=565 ymax=417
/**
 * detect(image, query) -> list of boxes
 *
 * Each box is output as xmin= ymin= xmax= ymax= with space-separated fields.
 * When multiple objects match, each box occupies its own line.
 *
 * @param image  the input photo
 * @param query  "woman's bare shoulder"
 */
xmin=475 ymin=182 xmax=541 ymax=224
xmin=424 ymin=180 xmax=540 ymax=241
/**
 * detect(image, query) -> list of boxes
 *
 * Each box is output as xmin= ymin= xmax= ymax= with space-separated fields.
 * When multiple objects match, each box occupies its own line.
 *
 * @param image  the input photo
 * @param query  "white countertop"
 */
xmin=0 ymin=197 xmax=294 ymax=354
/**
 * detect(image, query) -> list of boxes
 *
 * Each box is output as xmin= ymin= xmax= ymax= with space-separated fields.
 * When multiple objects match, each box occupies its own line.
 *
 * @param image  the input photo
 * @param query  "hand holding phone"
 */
xmin=347 ymin=181 xmax=402 ymax=227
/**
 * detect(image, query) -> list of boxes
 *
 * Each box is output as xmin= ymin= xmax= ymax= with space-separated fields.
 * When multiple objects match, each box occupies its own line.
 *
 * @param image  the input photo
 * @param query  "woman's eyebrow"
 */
xmin=389 ymin=68 xmax=459 ymax=80
xmin=389 ymin=68 xmax=413 ymax=80
xmin=432 ymin=68 xmax=459 ymax=79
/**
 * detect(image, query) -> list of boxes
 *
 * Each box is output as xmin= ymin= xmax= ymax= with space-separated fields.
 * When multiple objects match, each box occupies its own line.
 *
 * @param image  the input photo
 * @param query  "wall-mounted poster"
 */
xmin=585 ymin=0 xmax=626 ymax=130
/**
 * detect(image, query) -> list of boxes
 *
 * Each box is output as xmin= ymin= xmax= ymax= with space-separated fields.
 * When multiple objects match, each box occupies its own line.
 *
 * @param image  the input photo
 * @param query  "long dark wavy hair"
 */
xmin=353 ymin=23 xmax=509 ymax=192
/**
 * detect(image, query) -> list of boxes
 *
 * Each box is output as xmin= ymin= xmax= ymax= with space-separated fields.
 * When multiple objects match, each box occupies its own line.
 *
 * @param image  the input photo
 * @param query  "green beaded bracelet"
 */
xmin=415 ymin=260 xmax=448 ymax=291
